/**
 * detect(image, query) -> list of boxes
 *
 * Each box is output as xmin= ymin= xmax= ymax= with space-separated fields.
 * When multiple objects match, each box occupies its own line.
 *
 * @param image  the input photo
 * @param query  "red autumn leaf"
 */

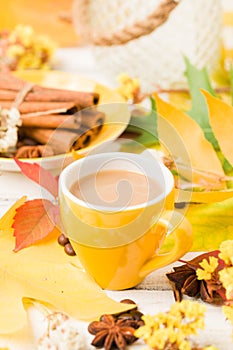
xmin=12 ymin=199 xmax=57 ymax=252
xmin=14 ymin=158 xmax=58 ymax=198
xmin=179 ymin=250 xmax=225 ymax=270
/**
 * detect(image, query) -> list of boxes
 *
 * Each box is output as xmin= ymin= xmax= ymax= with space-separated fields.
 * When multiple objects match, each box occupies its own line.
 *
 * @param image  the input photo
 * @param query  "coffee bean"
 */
xmin=57 ymin=233 xmax=69 ymax=246
xmin=130 ymin=309 xmax=144 ymax=320
xmin=120 ymin=299 xmax=136 ymax=305
xmin=64 ymin=243 xmax=76 ymax=256
xmin=118 ymin=313 xmax=134 ymax=320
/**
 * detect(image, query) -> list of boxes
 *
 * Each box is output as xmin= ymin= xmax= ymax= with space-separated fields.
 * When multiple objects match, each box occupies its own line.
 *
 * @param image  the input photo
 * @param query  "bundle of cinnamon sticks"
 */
xmin=0 ymin=73 xmax=105 ymax=158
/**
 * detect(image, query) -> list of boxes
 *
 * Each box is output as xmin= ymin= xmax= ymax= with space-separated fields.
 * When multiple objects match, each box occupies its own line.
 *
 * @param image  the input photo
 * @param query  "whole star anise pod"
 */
xmin=166 ymin=251 xmax=226 ymax=305
xmin=88 ymin=300 xmax=144 ymax=350
xmin=88 ymin=314 xmax=138 ymax=350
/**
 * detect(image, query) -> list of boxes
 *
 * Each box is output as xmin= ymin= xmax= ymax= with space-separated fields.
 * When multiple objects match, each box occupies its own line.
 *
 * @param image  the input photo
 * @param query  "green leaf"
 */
xmin=125 ymin=96 xmax=159 ymax=147
xmin=184 ymin=56 xmax=219 ymax=150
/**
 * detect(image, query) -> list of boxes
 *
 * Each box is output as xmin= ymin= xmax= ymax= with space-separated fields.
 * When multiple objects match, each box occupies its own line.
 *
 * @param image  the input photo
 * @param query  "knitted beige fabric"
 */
xmin=73 ymin=0 xmax=180 ymax=45
xmin=73 ymin=0 xmax=222 ymax=92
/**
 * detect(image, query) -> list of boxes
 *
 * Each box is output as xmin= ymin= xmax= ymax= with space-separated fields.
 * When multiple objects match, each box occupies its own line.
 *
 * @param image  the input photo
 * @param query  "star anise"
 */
xmin=166 ymin=251 xmax=226 ymax=305
xmin=88 ymin=300 xmax=144 ymax=350
xmin=88 ymin=314 xmax=138 ymax=350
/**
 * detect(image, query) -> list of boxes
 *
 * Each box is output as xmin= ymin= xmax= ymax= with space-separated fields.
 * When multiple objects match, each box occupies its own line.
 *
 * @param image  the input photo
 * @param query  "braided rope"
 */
xmin=73 ymin=0 xmax=181 ymax=46
xmin=73 ymin=0 xmax=92 ymax=44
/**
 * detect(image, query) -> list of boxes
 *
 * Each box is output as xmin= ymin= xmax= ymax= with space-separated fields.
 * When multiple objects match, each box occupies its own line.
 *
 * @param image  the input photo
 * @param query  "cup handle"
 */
xmin=139 ymin=210 xmax=193 ymax=278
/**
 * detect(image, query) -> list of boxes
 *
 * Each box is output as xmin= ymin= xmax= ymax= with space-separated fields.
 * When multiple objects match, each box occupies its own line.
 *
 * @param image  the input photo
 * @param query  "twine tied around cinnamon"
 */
xmin=0 ymin=82 xmax=35 ymax=153
xmin=73 ymin=0 xmax=181 ymax=46
xmin=0 ymin=82 xmax=34 ymax=153
xmin=12 ymin=82 xmax=35 ymax=111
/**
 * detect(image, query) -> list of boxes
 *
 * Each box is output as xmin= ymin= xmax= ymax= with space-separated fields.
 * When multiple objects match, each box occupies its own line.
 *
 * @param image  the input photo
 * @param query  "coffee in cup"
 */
xmin=59 ymin=152 xmax=193 ymax=290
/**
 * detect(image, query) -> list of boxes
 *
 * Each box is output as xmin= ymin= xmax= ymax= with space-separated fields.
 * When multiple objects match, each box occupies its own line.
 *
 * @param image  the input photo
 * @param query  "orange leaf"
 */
xmin=0 ymin=196 xmax=27 ymax=235
xmin=14 ymin=158 xmax=58 ymax=198
xmin=202 ymin=90 xmax=233 ymax=166
xmin=154 ymin=94 xmax=225 ymax=177
xmin=12 ymin=199 xmax=56 ymax=252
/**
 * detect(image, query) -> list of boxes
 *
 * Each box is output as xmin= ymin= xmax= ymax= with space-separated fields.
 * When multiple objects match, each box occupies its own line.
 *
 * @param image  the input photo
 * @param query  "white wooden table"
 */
xmin=0 ymin=48 xmax=232 ymax=349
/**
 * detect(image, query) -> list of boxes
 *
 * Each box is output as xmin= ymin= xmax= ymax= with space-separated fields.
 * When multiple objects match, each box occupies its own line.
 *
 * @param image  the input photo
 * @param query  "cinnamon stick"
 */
xmin=79 ymin=109 xmax=105 ymax=129
xmin=31 ymin=86 xmax=99 ymax=108
xmin=21 ymin=114 xmax=82 ymax=129
xmin=0 ymin=73 xmax=99 ymax=108
xmin=0 ymin=90 xmax=17 ymax=100
xmin=0 ymin=72 xmax=105 ymax=158
xmin=0 ymin=101 xmax=77 ymax=114
xmin=0 ymin=73 xmax=25 ymax=91
xmin=22 ymin=126 xmax=96 ymax=154
xmin=20 ymin=109 xmax=105 ymax=130
xmin=15 ymin=145 xmax=54 ymax=158
xmin=0 ymin=88 xmax=99 ymax=108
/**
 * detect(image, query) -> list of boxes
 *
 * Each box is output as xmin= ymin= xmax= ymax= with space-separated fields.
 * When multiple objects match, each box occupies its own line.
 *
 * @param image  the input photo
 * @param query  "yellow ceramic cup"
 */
xmin=59 ymin=152 xmax=193 ymax=290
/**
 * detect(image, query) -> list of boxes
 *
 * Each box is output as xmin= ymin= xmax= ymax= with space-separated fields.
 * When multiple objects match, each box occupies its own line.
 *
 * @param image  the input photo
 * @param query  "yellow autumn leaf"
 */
xmin=186 ymin=198 xmax=233 ymax=251
xmin=154 ymin=93 xmax=230 ymax=204
xmin=154 ymin=94 xmax=225 ymax=177
xmin=176 ymin=188 xmax=233 ymax=204
xmin=163 ymin=196 xmax=233 ymax=251
xmin=202 ymin=90 xmax=233 ymax=166
xmin=0 ymin=199 xmax=135 ymax=334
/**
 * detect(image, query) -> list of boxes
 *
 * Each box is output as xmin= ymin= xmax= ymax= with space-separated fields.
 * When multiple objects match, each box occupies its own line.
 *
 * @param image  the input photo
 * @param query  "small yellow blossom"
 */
xmin=0 ymin=24 xmax=56 ymax=71
xmin=116 ymin=73 xmax=141 ymax=102
xmin=134 ymin=300 xmax=206 ymax=350
xmin=203 ymin=347 xmax=219 ymax=350
xmin=6 ymin=44 xmax=24 ymax=57
xmin=219 ymin=266 xmax=233 ymax=300
xmin=8 ymin=25 xmax=34 ymax=47
xmin=219 ymin=240 xmax=233 ymax=266
xmin=196 ymin=257 xmax=219 ymax=281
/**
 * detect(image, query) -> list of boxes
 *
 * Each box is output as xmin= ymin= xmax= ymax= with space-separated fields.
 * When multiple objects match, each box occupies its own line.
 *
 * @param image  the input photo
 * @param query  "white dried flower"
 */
xmin=37 ymin=312 xmax=86 ymax=350
xmin=0 ymin=107 xmax=21 ymax=153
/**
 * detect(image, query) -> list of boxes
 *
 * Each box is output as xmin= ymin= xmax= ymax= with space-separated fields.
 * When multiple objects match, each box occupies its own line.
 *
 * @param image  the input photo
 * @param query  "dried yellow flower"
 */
xmin=6 ymin=44 xmax=24 ymax=57
xmin=219 ymin=266 xmax=233 ymax=300
xmin=0 ymin=24 xmax=56 ymax=71
xmin=116 ymin=73 xmax=141 ymax=102
xmin=134 ymin=300 xmax=206 ymax=350
xmin=8 ymin=25 xmax=34 ymax=47
xmin=196 ymin=257 xmax=219 ymax=281
xmin=219 ymin=240 xmax=233 ymax=266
